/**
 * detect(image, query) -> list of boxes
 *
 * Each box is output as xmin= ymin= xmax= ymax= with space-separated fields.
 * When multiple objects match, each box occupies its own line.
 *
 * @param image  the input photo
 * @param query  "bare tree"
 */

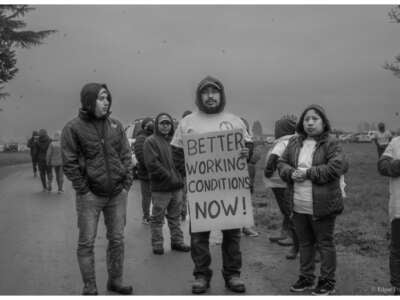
xmin=384 ymin=6 xmax=400 ymax=77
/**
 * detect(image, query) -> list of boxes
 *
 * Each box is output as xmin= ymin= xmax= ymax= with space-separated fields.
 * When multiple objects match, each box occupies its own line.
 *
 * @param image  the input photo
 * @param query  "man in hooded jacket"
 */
xmin=171 ymin=76 xmax=252 ymax=294
xmin=61 ymin=83 xmax=133 ymax=295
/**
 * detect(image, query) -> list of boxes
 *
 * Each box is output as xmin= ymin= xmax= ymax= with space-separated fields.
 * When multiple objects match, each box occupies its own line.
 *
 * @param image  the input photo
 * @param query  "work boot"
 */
xmin=82 ymin=282 xmax=98 ymax=295
xmin=153 ymin=246 xmax=164 ymax=255
xmin=107 ymin=280 xmax=133 ymax=295
xmin=192 ymin=277 xmax=210 ymax=294
xmin=269 ymin=228 xmax=288 ymax=243
xmin=277 ymin=236 xmax=294 ymax=247
xmin=225 ymin=276 xmax=246 ymax=293
xmin=171 ymin=243 xmax=190 ymax=252
xmin=286 ymin=245 xmax=299 ymax=260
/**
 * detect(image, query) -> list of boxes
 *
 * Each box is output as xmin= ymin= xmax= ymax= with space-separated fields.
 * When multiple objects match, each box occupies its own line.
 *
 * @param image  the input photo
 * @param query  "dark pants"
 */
xmin=76 ymin=189 xmax=128 ymax=286
xmin=391 ymin=218 xmax=400 ymax=288
xmin=191 ymin=228 xmax=242 ymax=281
xmin=31 ymin=157 xmax=38 ymax=175
xmin=38 ymin=161 xmax=52 ymax=190
xmin=140 ymin=180 xmax=152 ymax=219
xmin=377 ymin=144 xmax=388 ymax=157
xmin=49 ymin=165 xmax=64 ymax=191
xmin=272 ymin=188 xmax=292 ymax=233
xmin=181 ymin=180 xmax=188 ymax=217
xmin=293 ymin=212 xmax=336 ymax=284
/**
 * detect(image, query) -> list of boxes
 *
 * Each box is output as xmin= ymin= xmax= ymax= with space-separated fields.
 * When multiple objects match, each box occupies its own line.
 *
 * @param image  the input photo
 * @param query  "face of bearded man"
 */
xmin=200 ymin=86 xmax=222 ymax=114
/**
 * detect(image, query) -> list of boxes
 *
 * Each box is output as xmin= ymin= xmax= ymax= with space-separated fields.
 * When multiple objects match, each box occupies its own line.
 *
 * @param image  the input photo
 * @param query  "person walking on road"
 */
xmin=143 ymin=112 xmax=190 ymax=255
xmin=171 ymin=76 xmax=252 ymax=294
xmin=27 ymin=130 xmax=40 ymax=177
xmin=278 ymin=104 xmax=348 ymax=295
xmin=37 ymin=129 xmax=52 ymax=192
xmin=264 ymin=114 xmax=299 ymax=259
xmin=46 ymin=131 xmax=64 ymax=193
xmin=61 ymin=83 xmax=134 ymax=295
xmin=378 ymin=136 xmax=400 ymax=295
xmin=134 ymin=117 xmax=154 ymax=224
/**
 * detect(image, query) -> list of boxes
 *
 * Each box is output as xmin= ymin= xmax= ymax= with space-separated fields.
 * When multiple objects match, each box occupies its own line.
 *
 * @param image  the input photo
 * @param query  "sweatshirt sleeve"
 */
xmin=46 ymin=143 xmax=53 ymax=166
xmin=118 ymin=122 xmax=134 ymax=190
xmin=61 ymin=124 xmax=90 ymax=195
xmin=277 ymin=140 xmax=296 ymax=184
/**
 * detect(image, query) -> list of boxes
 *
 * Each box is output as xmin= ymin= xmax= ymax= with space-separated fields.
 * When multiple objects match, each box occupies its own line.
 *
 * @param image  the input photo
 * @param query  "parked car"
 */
xmin=354 ymin=132 xmax=373 ymax=143
xmin=3 ymin=142 xmax=18 ymax=152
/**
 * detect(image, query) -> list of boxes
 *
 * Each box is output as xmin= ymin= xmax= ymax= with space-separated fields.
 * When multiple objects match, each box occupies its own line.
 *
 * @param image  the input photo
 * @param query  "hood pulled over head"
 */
xmin=275 ymin=115 xmax=297 ymax=139
xmin=80 ymin=83 xmax=112 ymax=118
xmin=154 ymin=112 xmax=174 ymax=137
xmin=195 ymin=76 xmax=226 ymax=114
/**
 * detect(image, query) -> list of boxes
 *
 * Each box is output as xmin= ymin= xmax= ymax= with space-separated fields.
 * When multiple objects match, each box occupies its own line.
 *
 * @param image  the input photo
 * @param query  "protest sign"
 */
xmin=183 ymin=129 xmax=254 ymax=233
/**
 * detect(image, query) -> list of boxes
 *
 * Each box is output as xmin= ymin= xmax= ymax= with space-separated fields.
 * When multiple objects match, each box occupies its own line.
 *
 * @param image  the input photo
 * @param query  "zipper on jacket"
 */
xmin=92 ymin=120 xmax=113 ymax=197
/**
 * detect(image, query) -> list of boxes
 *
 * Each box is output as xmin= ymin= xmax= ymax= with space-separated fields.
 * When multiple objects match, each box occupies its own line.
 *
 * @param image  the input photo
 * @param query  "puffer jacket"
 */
xmin=61 ymin=83 xmax=133 ymax=197
xmin=277 ymin=104 xmax=348 ymax=219
xmin=144 ymin=113 xmax=184 ymax=192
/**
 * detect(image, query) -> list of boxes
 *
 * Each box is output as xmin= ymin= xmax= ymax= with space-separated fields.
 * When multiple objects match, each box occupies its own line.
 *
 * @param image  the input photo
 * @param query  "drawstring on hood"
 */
xmin=196 ymin=76 xmax=226 ymax=114
xmin=80 ymin=83 xmax=112 ymax=119
xmin=275 ymin=115 xmax=297 ymax=139
xmin=154 ymin=112 xmax=174 ymax=138
xmin=296 ymin=104 xmax=331 ymax=139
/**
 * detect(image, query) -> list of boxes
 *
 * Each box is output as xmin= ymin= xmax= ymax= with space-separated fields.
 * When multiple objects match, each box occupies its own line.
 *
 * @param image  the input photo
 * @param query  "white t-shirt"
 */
xmin=374 ymin=130 xmax=392 ymax=146
xmin=171 ymin=110 xmax=252 ymax=148
xmin=382 ymin=136 xmax=400 ymax=222
xmin=293 ymin=138 xmax=316 ymax=215
xmin=263 ymin=135 xmax=293 ymax=189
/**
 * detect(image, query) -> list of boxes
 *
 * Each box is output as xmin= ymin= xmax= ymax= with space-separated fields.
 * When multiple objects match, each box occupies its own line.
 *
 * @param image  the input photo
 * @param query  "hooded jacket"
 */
xmin=134 ymin=118 xmax=154 ymax=181
xmin=61 ymin=83 xmax=133 ymax=196
xmin=27 ymin=131 xmax=40 ymax=160
xmin=277 ymin=104 xmax=348 ymax=218
xmin=46 ymin=131 xmax=62 ymax=166
xmin=144 ymin=113 xmax=184 ymax=192
xmin=37 ymin=129 xmax=51 ymax=163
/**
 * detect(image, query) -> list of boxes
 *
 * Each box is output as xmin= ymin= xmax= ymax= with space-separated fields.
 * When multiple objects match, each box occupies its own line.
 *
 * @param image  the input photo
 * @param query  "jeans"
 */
xmin=140 ymin=180 xmax=152 ymax=220
xmin=75 ymin=189 xmax=128 ymax=286
xmin=191 ymin=228 xmax=242 ymax=281
xmin=391 ymin=218 xmax=400 ymax=288
xmin=150 ymin=190 xmax=184 ymax=248
xmin=38 ymin=161 xmax=52 ymax=190
xmin=49 ymin=165 xmax=64 ymax=191
xmin=272 ymin=188 xmax=299 ymax=249
xmin=293 ymin=212 xmax=336 ymax=284
xmin=31 ymin=158 xmax=38 ymax=175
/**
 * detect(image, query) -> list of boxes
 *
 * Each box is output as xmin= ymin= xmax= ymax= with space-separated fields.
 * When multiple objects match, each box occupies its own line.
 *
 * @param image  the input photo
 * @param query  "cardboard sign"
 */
xmin=183 ymin=129 xmax=254 ymax=233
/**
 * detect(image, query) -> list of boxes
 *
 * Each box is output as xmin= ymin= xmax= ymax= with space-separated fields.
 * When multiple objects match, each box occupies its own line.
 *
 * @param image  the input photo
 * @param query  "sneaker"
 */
xmin=171 ymin=243 xmax=190 ymax=252
xmin=142 ymin=217 xmax=150 ymax=225
xmin=153 ymin=247 xmax=164 ymax=255
xmin=106 ymin=281 xmax=133 ymax=295
xmin=312 ymin=278 xmax=335 ymax=295
xmin=290 ymin=276 xmax=314 ymax=292
xmin=242 ymin=227 xmax=259 ymax=237
xmin=225 ymin=276 xmax=246 ymax=293
xmin=57 ymin=189 xmax=64 ymax=194
xmin=192 ymin=277 xmax=210 ymax=294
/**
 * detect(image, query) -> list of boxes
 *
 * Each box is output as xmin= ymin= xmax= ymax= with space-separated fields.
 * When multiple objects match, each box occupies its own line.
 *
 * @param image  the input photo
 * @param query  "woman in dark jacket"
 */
xmin=277 ymin=104 xmax=348 ymax=295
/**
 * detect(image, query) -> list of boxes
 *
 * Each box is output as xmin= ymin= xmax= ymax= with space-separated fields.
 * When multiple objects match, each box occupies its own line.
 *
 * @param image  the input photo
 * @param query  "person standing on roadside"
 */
xmin=61 ymin=83 xmax=133 ymax=295
xmin=134 ymin=117 xmax=154 ymax=224
xmin=278 ymin=104 xmax=348 ymax=295
xmin=46 ymin=131 xmax=64 ymax=193
xmin=37 ymin=129 xmax=52 ymax=192
xmin=378 ymin=135 xmax=400 ymax=295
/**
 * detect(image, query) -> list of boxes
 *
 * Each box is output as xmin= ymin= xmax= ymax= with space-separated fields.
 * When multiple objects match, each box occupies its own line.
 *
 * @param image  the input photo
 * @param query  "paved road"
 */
xmin=0 ymin=164 xmax=391 ymax=295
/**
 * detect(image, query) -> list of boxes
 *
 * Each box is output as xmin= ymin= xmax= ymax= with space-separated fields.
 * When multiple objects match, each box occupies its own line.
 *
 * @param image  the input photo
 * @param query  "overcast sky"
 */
xmin=1 ymin=5 xmax=400 ymax=140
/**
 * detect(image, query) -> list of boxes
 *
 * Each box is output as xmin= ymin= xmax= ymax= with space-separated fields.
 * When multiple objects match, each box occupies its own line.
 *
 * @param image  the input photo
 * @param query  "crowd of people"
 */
xmin=27 ymin=129 xmax=64 ymax=193
xmin=23 ymin=75 xmax=396 ymax=295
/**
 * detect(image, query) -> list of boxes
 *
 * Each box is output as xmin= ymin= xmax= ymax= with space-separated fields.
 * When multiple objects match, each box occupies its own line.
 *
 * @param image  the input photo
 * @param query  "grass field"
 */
xmin=0 ymin=151 xmax=31 ymax=167
xmin=252 ymin=142 xmax=390 ymax=258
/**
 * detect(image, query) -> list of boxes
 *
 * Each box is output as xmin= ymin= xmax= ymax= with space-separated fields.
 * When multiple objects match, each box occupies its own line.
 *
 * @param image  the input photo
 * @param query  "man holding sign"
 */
xmin=171 ymin=76 xmax=253 ymax=294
